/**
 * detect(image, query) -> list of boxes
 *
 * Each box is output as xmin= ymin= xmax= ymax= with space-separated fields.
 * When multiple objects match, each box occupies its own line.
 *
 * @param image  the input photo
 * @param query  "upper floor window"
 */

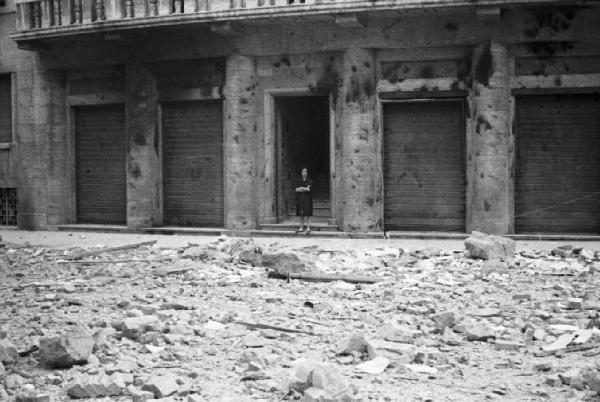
xmin=0 ymin=74 xmax=12 ymax=143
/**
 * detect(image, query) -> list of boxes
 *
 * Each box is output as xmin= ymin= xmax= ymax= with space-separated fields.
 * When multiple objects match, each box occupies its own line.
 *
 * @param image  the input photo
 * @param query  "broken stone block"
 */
xmin=480 ymin=260 xmax=509 ymax=276
xmin=414 ymin=348 xmax=448 ymax=366
xmin=310 ymin=364 xmax=351 ymax=399
xmin=542 ymin=332 xmax=575 ymax=352
xmin=336 ymin=333 xmax=367 ymax=355
xmin=285 ymin=359 xmax=319 ymax=393
xmin=441 ymin=328 xmax=462 ymax=346
xmin=494 ymin=340 xmax=524 ymax=351
xmin=545 ymin=374 xmax=562 ymax=387
xmin=551 ymin=245 xmax=573 ymax=258
xmin=39 ymin=330 xmax=95 ymax=368
xmin=431 ymin=311 xmax=456 ymax=330
xmin=261 ymin=252 xmax=311 ymax=273
xmin=582 ymin=367 xmax=600 ymax=393
xmin=379 ymin=322 xmax=421 ymax=343
xmin=0 ymin=339 xmax=18 ymax=364
xmin=302 ymin=386 xmax=334 ymax=402
xmin=464 ymin=231 xmax=515 ymax=260
xmin=512 ymin=293 xmax=532 ymax=302
xmin=464 ymin=322 xmax=496 ymax=341
xmin=567 ymin=298 xmax=583 ymax=310
xmin=559 ymin=368 xmax=581 ymax=385
xmin=533 ymin=329 xmax=547 ymax=341
xmin=67 ymin=373 xmax=126 ymax=398
xmin=141 ymin=375 xmax=179 ymax=398
xmin=15 ymin=392 xmax=51 ymax=402
xmin=405 ymin=364 xmax=438 ymax=375
xmin=533 ymin=362 xmax=552 ymax=372
xmin=366 ymin=339 xmax=415 ymax=364
xmin=130 ymin=389 xmax=155 ymax=402
xmin=122 ymin=315 xmax=161 ymax=340
xmin=355 ymin=356 xmax=390 ymax=374
xmin=285 ymin=359 xmax=350 ymax=399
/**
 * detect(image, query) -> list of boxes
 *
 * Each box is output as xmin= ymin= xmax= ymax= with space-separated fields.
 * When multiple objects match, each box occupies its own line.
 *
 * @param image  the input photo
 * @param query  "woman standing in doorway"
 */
xmin=295 ymin=167 xmax=313 ymax=234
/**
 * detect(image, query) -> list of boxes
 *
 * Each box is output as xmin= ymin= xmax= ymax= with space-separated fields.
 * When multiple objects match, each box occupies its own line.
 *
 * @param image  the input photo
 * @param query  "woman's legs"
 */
xmin=305 ymin=216 xmax=311 ymax=233
xmin=297 ymin=216 xmax=305 ymax=232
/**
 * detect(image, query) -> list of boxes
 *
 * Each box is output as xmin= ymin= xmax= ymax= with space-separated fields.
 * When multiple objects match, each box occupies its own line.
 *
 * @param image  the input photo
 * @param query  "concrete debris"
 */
xmin=67 ymin=373 xmax=126 ymax=398
xmin=355 ymin=356 xmax=390 ymax=374
xmin=121 ymin=315 xmax=161 ymax=340
xmin=1 ymin=235 xmax=600 ymax=400
xmin=336 ymin=333 xmax=368 ymax=355
xmin=141 ymin=375 xmax=180 ymax=398
xmin=39 ymin=330 xmax=95 ymax=368
xmin=0 ymin=339 xmax=18 ymax=364
xmin=261 ymin=252 xmax=311 ymax=273
xmin=464 ymin=231 xmax=516 ymax=260
xmin=366 ymin=339 xmax=415 ymax=364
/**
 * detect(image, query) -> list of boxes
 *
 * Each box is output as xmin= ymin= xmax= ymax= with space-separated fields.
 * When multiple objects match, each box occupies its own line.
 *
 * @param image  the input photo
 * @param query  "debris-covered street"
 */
xmin=1 ymin=231 xmax=599 ymax=401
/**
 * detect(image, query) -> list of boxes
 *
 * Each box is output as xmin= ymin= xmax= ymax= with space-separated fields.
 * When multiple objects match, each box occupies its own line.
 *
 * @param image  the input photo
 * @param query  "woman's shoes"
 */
xmin=295 ymin=227 xmax=304 ymax=233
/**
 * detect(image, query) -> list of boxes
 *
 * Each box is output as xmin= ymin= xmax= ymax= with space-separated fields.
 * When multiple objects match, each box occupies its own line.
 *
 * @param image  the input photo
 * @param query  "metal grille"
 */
xmin=0 ymin=188 xmax=17 ymax=226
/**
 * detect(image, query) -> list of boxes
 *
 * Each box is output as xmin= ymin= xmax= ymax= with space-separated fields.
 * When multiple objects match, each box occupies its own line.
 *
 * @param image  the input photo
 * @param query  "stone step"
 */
xmin=260 ymin=222 xmax=339 ymax=232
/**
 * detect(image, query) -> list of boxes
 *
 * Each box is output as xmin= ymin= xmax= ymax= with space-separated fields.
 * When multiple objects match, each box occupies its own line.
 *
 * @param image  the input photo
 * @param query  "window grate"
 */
xmin=0 ymin=188 xmax=17 ymax=226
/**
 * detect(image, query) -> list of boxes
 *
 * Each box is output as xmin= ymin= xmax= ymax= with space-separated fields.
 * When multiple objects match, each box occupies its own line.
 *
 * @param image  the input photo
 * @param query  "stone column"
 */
xmin=467 ymin=41 xmax=513 ymax=234
xmin=337 ymin=47 xmax=382 ymax=232
xmin=224 ymin=54 xmax=258 ymax=229
xmin=125 ymin=62 xmax=161 ymax=228
xmin=18 ymin=61 xmax=71 ymax=229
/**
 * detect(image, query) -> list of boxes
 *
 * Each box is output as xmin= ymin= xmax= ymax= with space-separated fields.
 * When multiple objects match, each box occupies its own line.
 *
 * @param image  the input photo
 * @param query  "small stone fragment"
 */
xmin=567 ymin=298 xmax=583 ymax=310
xmin=431 ymin=311 xmax=456 ymax=330
xmin=367 ymin=339 xmax=415 ymax=364
xmin=405 ymin=364 xmax=438 ymax=375
xmin=141 ymin=375 xmax=179 ymax=398
xmin=494 ymin=340 xmax=524 ymax=351
xmin=356 ymin=356 xmax=390 ymax=374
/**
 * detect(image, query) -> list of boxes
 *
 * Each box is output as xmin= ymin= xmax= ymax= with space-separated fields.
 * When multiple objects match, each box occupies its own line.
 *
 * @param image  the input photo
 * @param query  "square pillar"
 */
xmin=337 ymin=47 xmax=382 ymax=232
xmin=224 ymin=54 xmax=259 ymax=229
xmin=466 ymin=41 xmax=514 ymax=234
xmin=18 ymin=61 xmax=71 ymax=229
xmin=125 ymin=62 xmax=162 ymax=228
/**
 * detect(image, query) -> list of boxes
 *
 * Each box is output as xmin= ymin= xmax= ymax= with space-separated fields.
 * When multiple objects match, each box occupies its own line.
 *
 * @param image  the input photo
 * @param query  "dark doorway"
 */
xmin=277 ymin=96 xmax=330 ymax=221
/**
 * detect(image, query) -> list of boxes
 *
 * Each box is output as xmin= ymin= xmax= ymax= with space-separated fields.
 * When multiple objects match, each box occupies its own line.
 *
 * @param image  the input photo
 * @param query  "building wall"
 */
xmin=3 ymin=5 xmax=600 ymax=232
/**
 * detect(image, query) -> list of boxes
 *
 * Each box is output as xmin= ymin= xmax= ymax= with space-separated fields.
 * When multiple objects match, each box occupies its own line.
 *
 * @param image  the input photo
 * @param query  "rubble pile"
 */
xmin=0 ymin=234 xmax=599 ymax=401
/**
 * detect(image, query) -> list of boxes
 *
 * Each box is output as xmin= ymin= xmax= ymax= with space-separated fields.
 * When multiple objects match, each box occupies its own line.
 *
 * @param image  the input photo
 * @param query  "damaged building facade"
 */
xmin=0 ymin=0 xmax=599 ymax=234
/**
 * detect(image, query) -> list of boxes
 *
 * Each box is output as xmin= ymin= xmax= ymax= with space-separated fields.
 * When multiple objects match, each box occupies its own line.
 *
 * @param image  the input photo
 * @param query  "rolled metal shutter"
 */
xmin=384 ymin=100 xmax=466 ymax=231
xmin=75 ymin=104 xmax=126 ymax=224
xmin=162 ymin=100 xmax=224 ymax=227
xmin=515 ymin=94 xmax=600 ymax=233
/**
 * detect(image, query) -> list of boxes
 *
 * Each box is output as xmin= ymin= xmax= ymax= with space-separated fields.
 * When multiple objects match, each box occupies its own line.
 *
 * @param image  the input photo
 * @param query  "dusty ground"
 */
xmin=0 ymin=230 xmax=599 ymax=401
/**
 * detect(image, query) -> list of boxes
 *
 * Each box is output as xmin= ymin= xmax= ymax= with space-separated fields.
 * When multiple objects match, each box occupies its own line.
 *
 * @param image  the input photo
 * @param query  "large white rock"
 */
xmin=465 ymin=231 xmax=515 ymax=260
xmin=39 ymin=330 xmax=95 ymax=368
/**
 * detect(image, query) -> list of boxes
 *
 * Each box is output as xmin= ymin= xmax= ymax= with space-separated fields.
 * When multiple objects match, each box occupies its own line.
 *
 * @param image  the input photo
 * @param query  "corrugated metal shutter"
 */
xmin=162 ymin=101 xmax=223 ymax=227
xmin=75 ymin=104 xmax=126 ymax=224
xmin=515 ymin=94 xmax=600 ymax=233
xmin=384 ymin=100 xmax=465 ymax=231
